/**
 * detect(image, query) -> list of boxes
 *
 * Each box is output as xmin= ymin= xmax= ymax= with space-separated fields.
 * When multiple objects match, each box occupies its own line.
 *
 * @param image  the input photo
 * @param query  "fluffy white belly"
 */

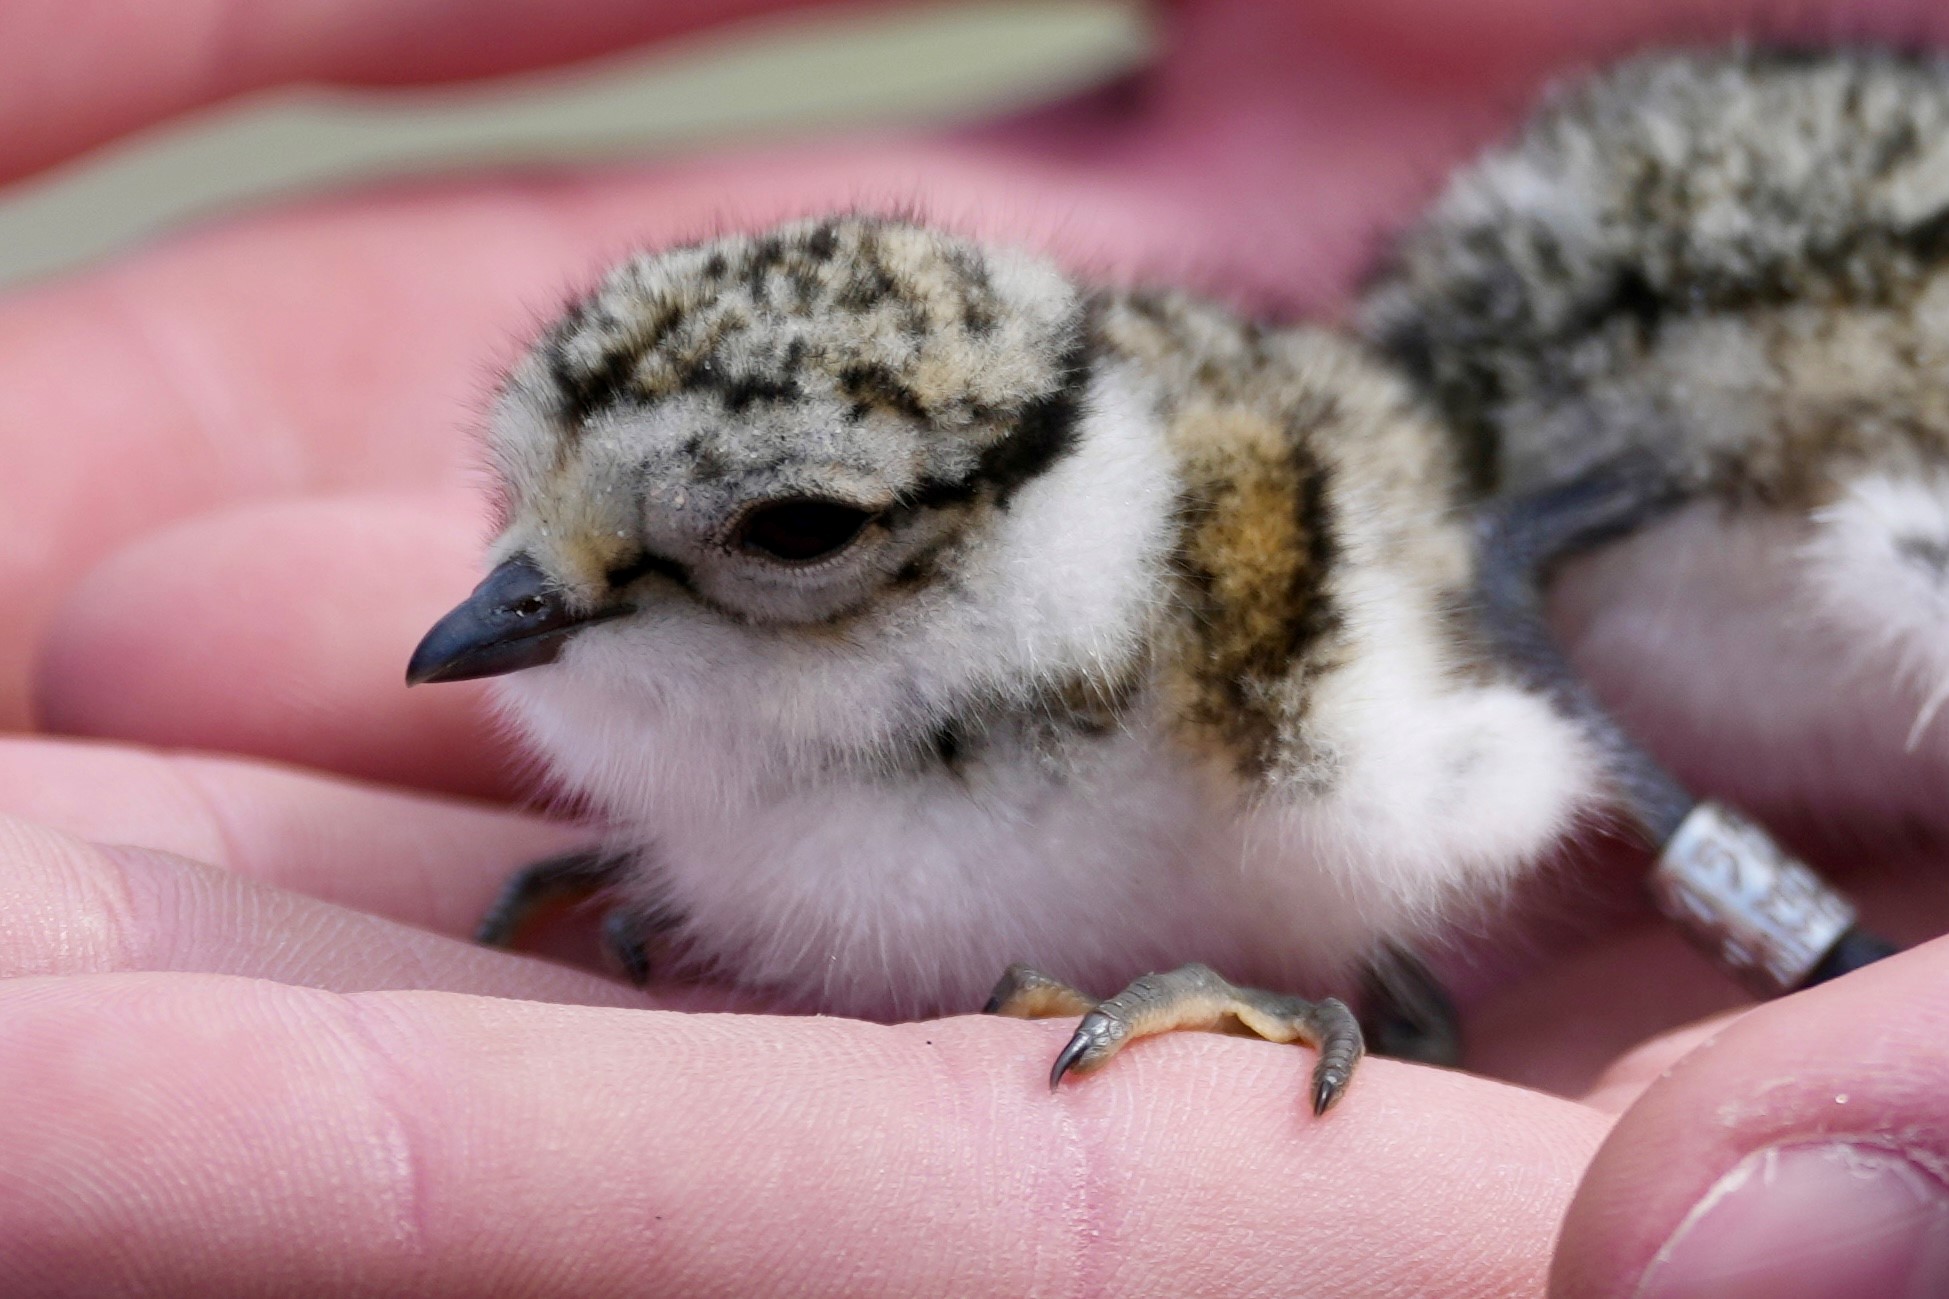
xmin=640 ymin=733 xmax=1238 ymax=1018
xmin=501 ymin=659 xmax=1596 ymax=1018
xmin=1552 ymin=493 xmax=1949 ymax=841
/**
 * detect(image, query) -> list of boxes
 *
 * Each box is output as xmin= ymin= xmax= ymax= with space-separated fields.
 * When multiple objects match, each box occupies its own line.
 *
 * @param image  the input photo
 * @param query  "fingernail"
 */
xmin=1636 ymin=1143 xmax=1949 ymax=1299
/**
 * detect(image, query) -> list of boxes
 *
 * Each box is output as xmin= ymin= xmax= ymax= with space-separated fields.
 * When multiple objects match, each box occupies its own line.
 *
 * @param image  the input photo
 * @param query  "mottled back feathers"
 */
xmin=1364 ymin=46 xmax=1949 ymax=504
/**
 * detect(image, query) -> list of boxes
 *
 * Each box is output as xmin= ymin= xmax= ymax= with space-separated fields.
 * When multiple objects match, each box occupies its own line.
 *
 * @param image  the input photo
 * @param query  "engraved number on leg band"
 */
xmin=1651 ymin=802 xmax=1855 ymax=997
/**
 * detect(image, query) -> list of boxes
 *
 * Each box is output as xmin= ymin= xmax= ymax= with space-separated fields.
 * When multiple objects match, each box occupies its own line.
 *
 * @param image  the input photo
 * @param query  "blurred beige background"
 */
xmin=0 ymin=2 xmax=1152 ymax=289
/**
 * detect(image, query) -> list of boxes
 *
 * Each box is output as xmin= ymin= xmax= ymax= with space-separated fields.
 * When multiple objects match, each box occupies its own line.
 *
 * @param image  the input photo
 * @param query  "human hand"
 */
xmin=7 ymin=1 xmax=1949 ymax=1293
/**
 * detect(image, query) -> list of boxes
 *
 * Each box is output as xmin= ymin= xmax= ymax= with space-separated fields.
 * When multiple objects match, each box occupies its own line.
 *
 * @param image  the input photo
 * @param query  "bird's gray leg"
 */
xmin=1478 ymin=462 xmax=1899 ymax=993
xmin=475 ymin=848 xmax=632 ymax=947
xmin=984 ymin=962 xmax=1365 ymax=1116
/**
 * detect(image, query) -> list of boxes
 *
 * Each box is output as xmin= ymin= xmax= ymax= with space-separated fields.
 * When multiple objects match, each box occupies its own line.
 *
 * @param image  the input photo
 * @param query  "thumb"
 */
xmin=1551 ymin=934 xmax=1949 ymax=1298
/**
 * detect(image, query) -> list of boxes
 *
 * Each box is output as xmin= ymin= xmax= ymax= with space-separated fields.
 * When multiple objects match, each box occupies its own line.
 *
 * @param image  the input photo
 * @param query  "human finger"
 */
xmin=1573 ymin=1014 xmax=1745 ymax=1117
xmin=0 ymin=812 xmax=650 ymax=1007
xmin=0 ymin=971 xmax=1606 ymax=1298
xmin=1466 ymin=856 xmax=1949 ymax=1098
xmin=0 ymin=737 xmax=578 ymax=933
xmin=16 ymin=0 xmax=1949 ymax=195
xmin=35 ymin=493 xmax=523 ymax=801
xmin=1550 ymin=934 xmax=1949 ymax=1298
xmin=0 ymin=0 xmax=883 ymax=186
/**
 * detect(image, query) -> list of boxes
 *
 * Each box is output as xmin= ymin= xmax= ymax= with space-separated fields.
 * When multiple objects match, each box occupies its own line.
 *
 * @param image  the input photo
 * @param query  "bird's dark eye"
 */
xmin=734 ymin=499 xmax=876 ymax=564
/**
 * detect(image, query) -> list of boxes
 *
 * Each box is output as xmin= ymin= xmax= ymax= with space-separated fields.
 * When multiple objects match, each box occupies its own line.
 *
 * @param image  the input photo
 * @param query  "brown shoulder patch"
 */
xmin=1096 ymin=293 xmax=1351 ymax=776
xmin=1166 ymin=400 xmax=1344 ymax=776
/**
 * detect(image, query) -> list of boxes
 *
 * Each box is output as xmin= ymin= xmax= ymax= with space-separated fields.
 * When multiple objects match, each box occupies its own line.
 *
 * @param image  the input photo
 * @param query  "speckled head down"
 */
xmin=488 ymin=215 xmax=1091 ymax=626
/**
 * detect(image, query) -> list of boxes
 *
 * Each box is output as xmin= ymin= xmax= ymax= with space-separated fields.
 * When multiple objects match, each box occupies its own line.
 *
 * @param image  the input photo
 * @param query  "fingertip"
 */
xmin=1550 ymin=936 xmax=1949 ymax=1298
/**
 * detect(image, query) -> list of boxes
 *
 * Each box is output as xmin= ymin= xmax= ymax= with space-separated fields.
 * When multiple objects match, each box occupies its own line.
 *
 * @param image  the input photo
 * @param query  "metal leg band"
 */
xmin=1651 ymin=801 xmax=1856 ymax=998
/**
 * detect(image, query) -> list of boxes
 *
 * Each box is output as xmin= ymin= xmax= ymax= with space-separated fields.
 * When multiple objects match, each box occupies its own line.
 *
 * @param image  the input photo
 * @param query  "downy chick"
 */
xmin=1365 ymin=46 xmax=1949 ymax=876
xmin=409 ymin=214 xmax=1604 ymax=1112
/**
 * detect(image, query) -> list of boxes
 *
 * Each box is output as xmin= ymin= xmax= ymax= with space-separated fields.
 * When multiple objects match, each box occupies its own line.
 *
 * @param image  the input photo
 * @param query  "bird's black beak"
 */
xmin=406 ymin=556 xmax=623 ymax=686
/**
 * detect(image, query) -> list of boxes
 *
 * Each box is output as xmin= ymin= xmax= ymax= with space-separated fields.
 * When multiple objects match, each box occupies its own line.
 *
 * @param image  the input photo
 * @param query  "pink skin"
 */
xmin=6 ymin=1 xmax=1949 ymax=1293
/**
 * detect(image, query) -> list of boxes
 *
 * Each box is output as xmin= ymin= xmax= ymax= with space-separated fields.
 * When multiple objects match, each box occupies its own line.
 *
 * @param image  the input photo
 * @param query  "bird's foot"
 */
xmin=477 ymin=849 xmax=665 ymax=985
xmin=475 ymin=848 xmax=632 ymax=946
xmin=984 ymin=962 xmax=1365 ymax=1115
xmin=1357 ymin=941 xmax=1462 ymax=1067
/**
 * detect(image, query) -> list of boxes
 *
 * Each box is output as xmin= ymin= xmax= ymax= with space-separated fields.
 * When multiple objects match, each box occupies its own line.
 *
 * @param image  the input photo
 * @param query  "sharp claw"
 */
xmin=1312 ymin=1070 xmax=1346 ymax=1116
xmin=1049 ymin=1020 xmax=1102 ymax=1090
xmin=981 ymin=993 xmax=1006 ymax=1015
